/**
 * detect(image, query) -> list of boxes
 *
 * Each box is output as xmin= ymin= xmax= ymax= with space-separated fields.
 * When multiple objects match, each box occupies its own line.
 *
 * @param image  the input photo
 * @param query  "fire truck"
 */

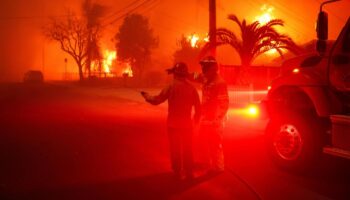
xmin=263 ymin=0 xmax=350 ymax=171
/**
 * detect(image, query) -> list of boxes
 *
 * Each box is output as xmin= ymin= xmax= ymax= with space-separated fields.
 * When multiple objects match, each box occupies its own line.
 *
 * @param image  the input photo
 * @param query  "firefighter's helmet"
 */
xmin=200 ymin=56 xmax=218 ymax=73
xmin=166 ymin=62 xmax=189 ymax=77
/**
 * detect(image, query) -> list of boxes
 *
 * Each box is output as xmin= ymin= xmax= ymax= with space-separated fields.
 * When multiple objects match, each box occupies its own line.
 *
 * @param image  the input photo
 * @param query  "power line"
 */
xmin=102 ymin=0 xmax=157 ymax=27
xmin=102 ymin=0 xmax=143 ymax=22
xmin=136 ymin=0 xmax=161 ymax=15
xmin=102 ymin=0 xmax=160 ymax=35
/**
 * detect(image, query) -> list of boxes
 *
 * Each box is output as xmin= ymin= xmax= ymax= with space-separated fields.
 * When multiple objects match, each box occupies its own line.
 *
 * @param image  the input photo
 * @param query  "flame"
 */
xmin=122 ymin=63 xmax=133 ymax=77
xmin=186 ymin=33 xmax=210 ymax=48
xmin=103 ymin=50 xmax=116 ymax=74
xmin=91 ymin=60 xmax=100 ymax=72
xmin=90 ymin=48 xmax=135 ymax=78
xmin=90 ymin=49 xmax=116 ymax=77
xmin=187 ymin=34 xmax=200 ymax=48
xmin=203 ymin=35 xmax=210 ymax=43
xmin=255 ymin=4 xmax=274 ymax=25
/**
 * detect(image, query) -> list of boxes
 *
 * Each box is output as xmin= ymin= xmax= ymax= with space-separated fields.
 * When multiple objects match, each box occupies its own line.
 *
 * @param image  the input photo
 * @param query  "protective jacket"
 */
xmin=192 ymin=73 xmax=229 ymax=125
xmin=144 ymin=78 xmax=201 ymax=129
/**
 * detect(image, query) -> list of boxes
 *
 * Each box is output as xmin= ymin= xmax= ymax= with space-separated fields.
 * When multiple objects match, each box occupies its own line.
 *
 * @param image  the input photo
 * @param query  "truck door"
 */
xmin=329 ymin=18 xmax=350 ymax=92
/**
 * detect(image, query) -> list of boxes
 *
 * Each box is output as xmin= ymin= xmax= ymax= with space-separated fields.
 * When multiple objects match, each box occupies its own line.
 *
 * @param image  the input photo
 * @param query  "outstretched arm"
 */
xmin=141 ymin=85 xmax=170 ymax=105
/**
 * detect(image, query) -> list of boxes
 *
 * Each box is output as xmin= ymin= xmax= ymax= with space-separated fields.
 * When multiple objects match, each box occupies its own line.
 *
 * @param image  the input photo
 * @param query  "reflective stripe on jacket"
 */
xmin=192 ymin=73 xmax=229 ymax=124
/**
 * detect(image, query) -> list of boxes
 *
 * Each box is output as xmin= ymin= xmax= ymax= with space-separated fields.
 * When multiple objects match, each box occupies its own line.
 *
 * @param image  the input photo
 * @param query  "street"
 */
xmin=0 ymin=83 xmax=349 ymax=200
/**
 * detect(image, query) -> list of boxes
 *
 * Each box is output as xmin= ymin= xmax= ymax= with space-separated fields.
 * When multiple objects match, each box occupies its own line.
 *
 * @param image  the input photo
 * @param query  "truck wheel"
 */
xmin=265 ymin=114 xmax=323 ymax=172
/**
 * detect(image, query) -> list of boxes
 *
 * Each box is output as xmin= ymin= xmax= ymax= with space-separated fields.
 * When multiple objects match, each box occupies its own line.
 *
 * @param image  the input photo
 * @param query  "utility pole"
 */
xmin=209 ymin=0 xmax=216 ymax=56
xmin=41 ymin=0 xmax=46 ymax=74
xmin=64 ymin=58 xmax=68 ymax=80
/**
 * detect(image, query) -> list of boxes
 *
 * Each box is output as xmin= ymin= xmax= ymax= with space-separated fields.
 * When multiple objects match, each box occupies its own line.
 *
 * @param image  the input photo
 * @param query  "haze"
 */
xmin=0 ymin=0 xmax=349 ymax=82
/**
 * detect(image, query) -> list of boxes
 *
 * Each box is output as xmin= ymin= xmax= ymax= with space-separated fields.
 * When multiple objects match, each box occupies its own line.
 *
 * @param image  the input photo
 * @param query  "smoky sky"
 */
xmin=0 ymin=0 xmax=349 ymax=82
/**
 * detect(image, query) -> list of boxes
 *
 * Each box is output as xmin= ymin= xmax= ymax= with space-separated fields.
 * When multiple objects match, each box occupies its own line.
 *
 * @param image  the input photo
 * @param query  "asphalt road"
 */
xmin=0 ymin=83 xmax=349 ymax=200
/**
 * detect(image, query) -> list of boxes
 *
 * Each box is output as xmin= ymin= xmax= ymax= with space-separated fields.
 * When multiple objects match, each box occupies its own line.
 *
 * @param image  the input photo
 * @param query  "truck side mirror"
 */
xmin=317 ymin=11 xmax=328 ymax=40
xmin=316 ymin=40 xmax=327 ymax=53
xmin=316 ymin=11 xmax=328 ymax=53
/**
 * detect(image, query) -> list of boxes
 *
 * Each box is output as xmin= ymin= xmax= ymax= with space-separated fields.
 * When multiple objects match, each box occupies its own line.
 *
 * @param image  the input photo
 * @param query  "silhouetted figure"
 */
xmin=141 ymin=62 xmax=201 ymax=180
xmin=189 ymin=56 xmax=229 ymax=173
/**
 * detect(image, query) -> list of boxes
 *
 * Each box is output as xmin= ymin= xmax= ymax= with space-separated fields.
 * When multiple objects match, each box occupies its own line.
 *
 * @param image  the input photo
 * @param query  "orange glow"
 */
xmin=187 ymin=34 xmax=200 ymax=48
xmin=266 ymin=48 xmax=277 ymax=55
xmin=103 ymin=50 xmax=116 ymax=74
xmin=255 ymin=4 xmax=274 ymax=25
xmin=228 ymin=104 xmax=260 ymax=119
xmin=255 ymin=5 xmax=280 ymax=56
xmin=293 ymin=68 xmax=300 ymax=73
xmin=187 ymin=33 xmax=209 ymax=48
xmin=90 ymin=49 xmax=116 ymax=77
xmin=203 ymin=35 xmax=209 ymax=43
xmin=122 ymin=63 xmax=133 ymax=77
xmin=267 ymin=86 xmax=272 ymax=90
xmin=245 ymin=104 xmax=259 ymax=117
xmin=90 ymin=49 xmax=136 ymax=78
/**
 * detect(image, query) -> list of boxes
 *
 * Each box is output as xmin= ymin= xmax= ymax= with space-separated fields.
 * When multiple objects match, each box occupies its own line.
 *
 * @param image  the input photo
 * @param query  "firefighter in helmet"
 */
xmin=189 ymin=56 xmax=229 ymax=173
xmin=141 ymin=62 xmax=201 ymax=180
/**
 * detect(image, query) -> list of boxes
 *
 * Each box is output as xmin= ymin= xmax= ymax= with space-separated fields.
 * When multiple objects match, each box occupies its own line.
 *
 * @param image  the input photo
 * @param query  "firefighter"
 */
xmin=141 ymin=62 xmax=201 ymax=180
xmin=189 ymin=56 xmax=229 ymax=173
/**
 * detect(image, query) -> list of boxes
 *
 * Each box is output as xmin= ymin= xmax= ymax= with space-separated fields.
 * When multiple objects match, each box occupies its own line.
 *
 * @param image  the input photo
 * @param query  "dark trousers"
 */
xmin=168 ymin=128 xmax=194 ymax=175
xmin=199 ymin=123 xmax=225 ymax=170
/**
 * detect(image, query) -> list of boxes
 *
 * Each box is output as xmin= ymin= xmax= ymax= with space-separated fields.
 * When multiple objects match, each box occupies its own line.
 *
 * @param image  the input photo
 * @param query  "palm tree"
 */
xmin=203 ymin=14 xmax=300 ymax=83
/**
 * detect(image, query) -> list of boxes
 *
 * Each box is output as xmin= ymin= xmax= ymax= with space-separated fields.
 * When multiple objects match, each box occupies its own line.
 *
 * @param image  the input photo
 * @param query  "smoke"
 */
xmin=0 ymin=0 xmax=82 ymax=82
xmin=0 ymin=0 xmax=349 ymax=82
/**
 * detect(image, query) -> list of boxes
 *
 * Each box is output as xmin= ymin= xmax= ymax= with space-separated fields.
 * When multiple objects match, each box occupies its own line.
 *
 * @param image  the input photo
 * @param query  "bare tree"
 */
xmin=43 ymin=0 xmax=105 ymax=81
xmin=44 ymin=13 xmax=89 ymax=80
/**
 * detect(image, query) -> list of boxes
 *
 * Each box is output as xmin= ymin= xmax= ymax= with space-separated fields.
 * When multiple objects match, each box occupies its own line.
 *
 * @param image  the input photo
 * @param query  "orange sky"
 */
xmin=0 ymin=0 xmax=349 ymax=81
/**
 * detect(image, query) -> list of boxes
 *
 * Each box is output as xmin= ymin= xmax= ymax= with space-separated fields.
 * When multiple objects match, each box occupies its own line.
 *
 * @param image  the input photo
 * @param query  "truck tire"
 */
xmin=265 ymin=113 xmax=323 ymax=172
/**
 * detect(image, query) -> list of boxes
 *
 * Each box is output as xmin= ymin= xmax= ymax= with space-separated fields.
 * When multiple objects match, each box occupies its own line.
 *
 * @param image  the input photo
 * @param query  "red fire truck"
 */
xmin=263 ymin=0 xmax=350 ymax=171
